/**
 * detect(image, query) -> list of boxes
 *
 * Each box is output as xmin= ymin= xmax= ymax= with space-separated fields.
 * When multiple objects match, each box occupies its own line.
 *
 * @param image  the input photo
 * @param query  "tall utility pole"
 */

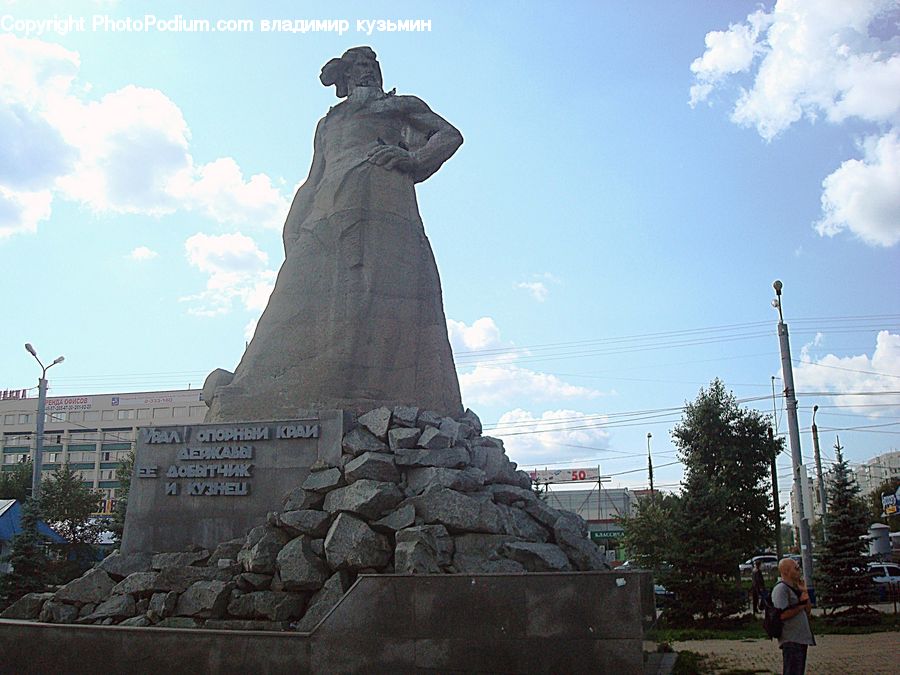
xmin=25 ymin=343 xmax=65 ymax=500
xmin=811 ymin=405 xmax=828 ymax=542
xmin=769 ymin=427 xmax=783 ymax=559
xmin=646 ymin=432 xmax=654 ymax=494
xmin=771 ymin=280 xmax=815 ymax=596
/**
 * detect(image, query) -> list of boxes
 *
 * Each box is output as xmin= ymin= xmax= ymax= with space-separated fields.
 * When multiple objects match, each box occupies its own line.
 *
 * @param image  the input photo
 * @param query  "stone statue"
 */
xmin=204 ymin=47 xmax=464 ymax=422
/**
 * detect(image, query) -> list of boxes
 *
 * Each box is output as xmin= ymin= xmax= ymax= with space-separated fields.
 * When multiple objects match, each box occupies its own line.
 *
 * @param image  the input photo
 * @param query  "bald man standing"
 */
xmin=772 ymin=557 xmax=816 ymax=675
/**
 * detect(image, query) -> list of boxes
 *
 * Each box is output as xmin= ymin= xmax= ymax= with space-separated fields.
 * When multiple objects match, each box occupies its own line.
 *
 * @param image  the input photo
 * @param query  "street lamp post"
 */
xmin=771 ymin=281 xmax=815 ymax=596
xmin=811 ymin=405 xmax=828 ymax=542
xmin=25 ymin=343 xmax=64 ymax=500
xmin=646 ymin=432 xmax=654 ymax=494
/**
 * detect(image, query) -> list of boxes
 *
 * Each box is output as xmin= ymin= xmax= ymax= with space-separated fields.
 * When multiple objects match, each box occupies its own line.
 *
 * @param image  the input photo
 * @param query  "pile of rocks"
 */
xmin=2 ymin=407 xmax=607 ymax=631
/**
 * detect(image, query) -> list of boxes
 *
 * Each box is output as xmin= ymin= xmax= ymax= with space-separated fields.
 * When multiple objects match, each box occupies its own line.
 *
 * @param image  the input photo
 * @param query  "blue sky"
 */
xmin=1 ymin=0 xmax=898 ymax=501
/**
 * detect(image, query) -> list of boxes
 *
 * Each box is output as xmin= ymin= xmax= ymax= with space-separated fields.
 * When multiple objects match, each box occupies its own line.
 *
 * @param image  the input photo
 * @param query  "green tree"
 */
xmin=0 ymin=497 xmax=49 ymax=608
xmin=662 ymin=379 xmax=778 ymax=623
xmin=0 ymin=459 xmax=34 ymax=502
xmin=815 ymin=445 xmax=873 ymax=613
xmin=39 ymin=464 xmax=102 ymax=547
xmin=108 ymin=449 xmax=134 ymax=545
xmin=620 ymin=493 xmax=678 ymax=572
xmin=868 ymin=478 xmax=900 ymax=533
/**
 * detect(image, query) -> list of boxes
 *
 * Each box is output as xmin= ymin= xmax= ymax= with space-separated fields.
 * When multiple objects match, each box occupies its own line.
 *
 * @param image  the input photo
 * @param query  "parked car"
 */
xmin=739 ymin=554 xmax=778 ymax=575
xmin=868 ymin=562 xmax=900 ymax=601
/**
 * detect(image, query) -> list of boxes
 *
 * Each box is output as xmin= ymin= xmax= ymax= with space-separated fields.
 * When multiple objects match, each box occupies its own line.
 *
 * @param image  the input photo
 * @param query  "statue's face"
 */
xmin=346 ymin=57 xmax=382 ymax=91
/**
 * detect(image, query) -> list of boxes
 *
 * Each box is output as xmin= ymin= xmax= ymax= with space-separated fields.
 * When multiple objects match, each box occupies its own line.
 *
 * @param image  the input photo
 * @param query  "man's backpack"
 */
xmin=762 ymin=597 xmax=783 ymax=639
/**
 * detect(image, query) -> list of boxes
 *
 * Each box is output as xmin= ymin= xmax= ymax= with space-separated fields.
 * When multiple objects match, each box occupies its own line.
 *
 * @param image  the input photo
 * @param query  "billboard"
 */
xmin=529 ymin=467 xmax=604 ymax=484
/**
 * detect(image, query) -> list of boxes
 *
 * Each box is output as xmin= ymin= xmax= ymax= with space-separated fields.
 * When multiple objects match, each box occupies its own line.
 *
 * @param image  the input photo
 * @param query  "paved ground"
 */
xmin=662 ymin=632 xmax=898 ymax=674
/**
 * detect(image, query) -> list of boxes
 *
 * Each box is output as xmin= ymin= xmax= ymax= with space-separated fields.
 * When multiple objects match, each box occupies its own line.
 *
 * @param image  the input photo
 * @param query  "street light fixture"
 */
xmin=24 ymin=343 xmax=65 ymax=500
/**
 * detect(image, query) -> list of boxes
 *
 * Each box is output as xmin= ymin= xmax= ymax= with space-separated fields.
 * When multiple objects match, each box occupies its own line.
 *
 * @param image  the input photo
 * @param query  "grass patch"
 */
xmin=647 ymin=611 xmax=900 ymax=642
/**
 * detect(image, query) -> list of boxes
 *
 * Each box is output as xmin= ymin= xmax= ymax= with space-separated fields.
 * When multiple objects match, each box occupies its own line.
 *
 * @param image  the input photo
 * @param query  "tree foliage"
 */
xmin=868 ymin=478 xmax=900 ymax=533
xmin=621 ymin=493 xmax=678 ymax=572
xmin=815 ymin=446 xmax=874 ymax=612
xmin=0 ymin=460 xmax=34 ymax=502
xmin=0 ymin=497 xmax=49 ymax=608
xmin=108 ymin=450 xmax=134 ymax=545
xmin=39 ymin=464 xmax=102 ymax=546
xmin=662 ymin=379 xmax=777 ymax=623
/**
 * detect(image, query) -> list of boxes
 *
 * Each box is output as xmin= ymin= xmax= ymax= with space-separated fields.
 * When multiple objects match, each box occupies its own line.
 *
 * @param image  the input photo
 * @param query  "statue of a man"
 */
xmin=204 ymin=47 xmax=464 ymax=421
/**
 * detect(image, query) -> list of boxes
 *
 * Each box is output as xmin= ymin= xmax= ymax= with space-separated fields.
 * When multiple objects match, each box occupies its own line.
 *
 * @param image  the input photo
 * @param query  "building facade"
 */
xmin=543 ymin=486 xmax=636 ymax=558
xmin=0 ymin=389 xmax=206 ymax=512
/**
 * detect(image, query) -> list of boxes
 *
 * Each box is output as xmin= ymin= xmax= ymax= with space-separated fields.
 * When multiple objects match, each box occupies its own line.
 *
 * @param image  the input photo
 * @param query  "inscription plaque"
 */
xmin=120 ymin=411 xmax=346 ymax=553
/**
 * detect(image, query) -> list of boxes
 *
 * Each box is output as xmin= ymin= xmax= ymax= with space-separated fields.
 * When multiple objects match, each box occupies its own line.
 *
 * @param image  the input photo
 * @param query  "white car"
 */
xmin=868 ymin=562 xmax=900 ymax=601
xmin=739 ymin=554 xmax=778 ymax=575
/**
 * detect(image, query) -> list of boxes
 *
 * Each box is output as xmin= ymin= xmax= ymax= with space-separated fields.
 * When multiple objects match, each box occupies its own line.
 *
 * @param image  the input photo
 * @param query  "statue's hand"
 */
xmin=367 ymin=144 xmax=416 ymax=174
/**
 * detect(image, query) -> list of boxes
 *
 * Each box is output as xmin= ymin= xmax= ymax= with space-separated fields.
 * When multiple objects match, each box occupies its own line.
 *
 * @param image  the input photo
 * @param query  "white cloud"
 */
xmin=491 ymin=408 xmax=611 ymax=465
xmin=181 ymin=232 xmax=275 ymax=316
xmin=794 ymin=330 xmax=900 ymax=416
xmin=460 ymin=364 xmax=605 ymax=407
xmin=0 ymin=34 xmax=289 ymax=238
xmin=690 ymin=0 xmax=900 ymax=248
xmin=0 ymin=186 xmax=52 ymax=238
xmin=515 ymin=281 xmax=548 ymax=302
xmin=447 ymin=317 xmax=503 ymax=353
xmin=515 ymin=273 xmax=560 ymax=302
xmin=128 ymin=246 xmax=158 ymax=261
xmin=815 ymin=131 xmax=900 ymax=246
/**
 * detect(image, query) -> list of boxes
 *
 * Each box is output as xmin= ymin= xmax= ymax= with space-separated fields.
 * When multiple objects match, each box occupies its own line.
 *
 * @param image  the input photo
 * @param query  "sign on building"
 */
xmin=529 ymin=467 xmax=605 ymax=484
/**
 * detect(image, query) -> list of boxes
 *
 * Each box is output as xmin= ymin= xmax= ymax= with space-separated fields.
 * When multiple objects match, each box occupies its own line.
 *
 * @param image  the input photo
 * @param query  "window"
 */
xmin=173 ymin=406 xmax=187 ymax=418
xmin=190 ymin=406 xmax=206 ymax=417
xmin=68 ymin=412 xmax=82 ymax=422
xmin=152 ymin=408 xmax=170 ymax=419
xmin=3 ymin=415 xmax=14 ymax=425
xmin=117 ymin=409 xmax=134 ymax=420
xmin=102 ymin=452 xmax=111 ymax=462
xmin=18 ymin=414 xmax=30 ymax=424
xmin=47 ymin=412 xmax=66 ymax=423
xmin=84 ymin=411 xmax=99 ymax=422
xmin=137 ymin=408 xmax=151 ymax=420
xmin=101 ymin=410 xmax=115 ymax=421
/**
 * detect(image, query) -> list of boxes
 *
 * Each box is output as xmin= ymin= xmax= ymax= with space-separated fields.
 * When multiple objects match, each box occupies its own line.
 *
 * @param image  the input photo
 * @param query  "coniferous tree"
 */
xmin=662 ymin=379 xmax=777 ymax=622
xmin=0 ymin=459 xmax=34 ymax=502
xmin=0 ymin=497 xmax=49 ymax=608
xmin=108 ymin=450 xmax=134 ymax=545
xmin=815 ymin=444 xmax=873 ymax=613
xmin=39 ymin=464 xmax=102 ymax=565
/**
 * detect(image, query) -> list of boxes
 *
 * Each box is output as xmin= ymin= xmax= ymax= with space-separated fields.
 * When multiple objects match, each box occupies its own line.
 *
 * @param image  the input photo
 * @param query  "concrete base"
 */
xmin=0 ymin=571 xmax=651 ymax=674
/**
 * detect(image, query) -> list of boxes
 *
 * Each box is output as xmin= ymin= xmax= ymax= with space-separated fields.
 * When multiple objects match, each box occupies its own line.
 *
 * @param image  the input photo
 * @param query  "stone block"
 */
xmin=207 ymin=539 xmax=244 ymax=567
xmin=0 ymin=592 xmax=53 ymax=620
xmin=53 ymin=568 xmax=116 ymax=605
xmin=111 ymin=571 xmax=160 ymax=597
xmin=276 ymin=536 xmax=329 ymax=591
xmin=416 ymin=425 xmax=453 ymax=449
xmin=341 ymin=427 xmax=387 ymax=457
xmin=86 ymin=594 xmax=137 ymax=621
xmin=278 ymin=509 xmax=333 ymax=538
xmin=412 ymin=487 xmax=504 ymax=534
xmin=227 ymin=590 xmax=307 ymax=622
xmin=235 ymin=573 xmax=272 ymax=591
xmin=394 ymin=445 xmax=470 ymax=470
xmin=152 ymin=550 xmax=210 ymax=570
xmin=371 ymin=503 xmax=416 ymax=534
xmin=238 ymin=526 xmax=292 ymax=574
xmin=322 ymin=479 xmax=404 ymax=520
xmin=175 ymin=580 xmax=232 ymax=618
xmin=149 ymin=591 xmax=178 ymax=619
xmin=391 ymin=406 xmax=419 ymax=428
xmin=405 ymin=466 xmax=484 ymax=494
xmin=38 ymin=600 xmax=79 ymax=624
xmin=301 ymin=467 xmax=344 ymax=493
xmin=357 ymin=407 xmax=392 ymax=440
xmin=501 ymin=542 xmax=571 ymax=572
xmin=96 ymin=551 xmax=152 ymax=580
xmin=344 ymin=451 xmax=400 ymax=484
xmin=281 ymin=487 xmax=325 ymax=511
xmin=388 ymin=426 xmax=421 ymax=450
xmin=324 ymin=513 xmax=392 ymax=571
xmin=416 ymin=410 xmax=443 ymax=431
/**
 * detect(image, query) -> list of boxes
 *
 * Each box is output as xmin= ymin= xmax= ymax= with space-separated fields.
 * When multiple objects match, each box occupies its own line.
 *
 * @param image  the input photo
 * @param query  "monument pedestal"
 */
xmin=121 ymin=411 xmax=348 ymax=554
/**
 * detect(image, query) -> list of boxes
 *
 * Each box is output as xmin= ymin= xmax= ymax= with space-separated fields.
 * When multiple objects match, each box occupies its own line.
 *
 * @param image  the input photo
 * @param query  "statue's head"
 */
xmin=320 ymin=46 xmax=383 ymax=98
